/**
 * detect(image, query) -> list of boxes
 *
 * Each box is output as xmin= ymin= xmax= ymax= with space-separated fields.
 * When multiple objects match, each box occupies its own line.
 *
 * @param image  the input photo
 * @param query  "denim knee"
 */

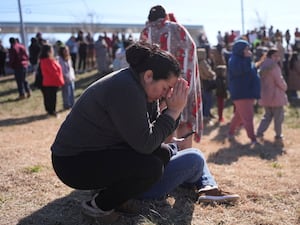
xmin=182 ymin=148 xmax=205 ymax=165
xmin=178 ymin=148 xmax=206 ymax=184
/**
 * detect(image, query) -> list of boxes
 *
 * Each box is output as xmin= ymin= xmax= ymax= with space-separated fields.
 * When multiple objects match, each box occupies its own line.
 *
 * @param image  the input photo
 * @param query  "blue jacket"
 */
xmin=228 ymin=40 xmax=260 ymax=100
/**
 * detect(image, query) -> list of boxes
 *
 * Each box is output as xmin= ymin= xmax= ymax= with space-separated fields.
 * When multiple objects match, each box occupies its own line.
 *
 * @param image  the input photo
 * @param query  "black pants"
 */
xmin=41 ymin=86 xmax=58 ymax=114
xmin=0 ymin=61 xmax=5 ymax=76
xmin=70 ymin=53 xmax=77 ymax=70
xmin=78 ymin=53 xmax=86 ymax=71
xmin=52 ymin=148 xmax=165 ymax=211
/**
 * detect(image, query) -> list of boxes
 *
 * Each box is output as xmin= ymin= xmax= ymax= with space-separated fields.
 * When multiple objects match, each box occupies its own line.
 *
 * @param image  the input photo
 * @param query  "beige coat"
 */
xmin=259 ymin=58 xmax=288 ymax=107
xmin=197 ymin=48 xmax=216 ymax=80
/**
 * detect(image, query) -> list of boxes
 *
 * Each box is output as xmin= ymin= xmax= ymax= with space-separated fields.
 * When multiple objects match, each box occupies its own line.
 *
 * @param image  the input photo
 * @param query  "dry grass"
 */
xmin=0 ymin=71 xmax=299 ymax=225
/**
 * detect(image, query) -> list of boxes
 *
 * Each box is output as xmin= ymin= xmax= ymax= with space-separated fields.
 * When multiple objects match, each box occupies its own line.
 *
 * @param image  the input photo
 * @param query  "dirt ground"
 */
xmin=0 ymin=74 xmax=300 ymax=225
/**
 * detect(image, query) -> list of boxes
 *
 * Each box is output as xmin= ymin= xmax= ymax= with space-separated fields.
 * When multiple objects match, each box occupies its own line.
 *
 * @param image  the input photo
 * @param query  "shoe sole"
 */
xmin=198 ymin=195 xmax=240 ymax=203
xmin=81 ymin=209 xmax=120 ymax=223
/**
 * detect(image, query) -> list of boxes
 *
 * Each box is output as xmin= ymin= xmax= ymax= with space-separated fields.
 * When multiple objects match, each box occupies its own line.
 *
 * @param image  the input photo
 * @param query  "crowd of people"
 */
xmin=196 ymin=24 xmax=300 ymax=146
xmin=5 ymin=35 xmax=72 ymax=116
xmin=2 ymin=30 xmax=135 ymax=116
xmin=1 ymin=4 xmax=300 ymax=223
xmin=51 ymin=4 xmax=297 ymax=223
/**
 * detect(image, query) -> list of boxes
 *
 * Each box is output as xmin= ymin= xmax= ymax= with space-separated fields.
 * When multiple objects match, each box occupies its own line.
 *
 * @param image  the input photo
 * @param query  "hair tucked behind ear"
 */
xmin=126 ymin=41 xmax=181 ymax=80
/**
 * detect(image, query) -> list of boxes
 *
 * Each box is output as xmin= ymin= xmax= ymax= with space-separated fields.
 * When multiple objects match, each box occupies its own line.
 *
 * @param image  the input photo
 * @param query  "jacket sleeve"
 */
xmin=8 ymin=48 xmax=17 ymax=68
xmin=274 ymin=67 xmax=287 ymax=91
xmin=106 ymin=84 xmax=177 ymax=154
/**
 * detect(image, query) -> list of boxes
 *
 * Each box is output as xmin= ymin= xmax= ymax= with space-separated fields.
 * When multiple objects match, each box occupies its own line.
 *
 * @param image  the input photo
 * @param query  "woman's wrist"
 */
xmin=165 ymin=108 xmax=181 ymax=121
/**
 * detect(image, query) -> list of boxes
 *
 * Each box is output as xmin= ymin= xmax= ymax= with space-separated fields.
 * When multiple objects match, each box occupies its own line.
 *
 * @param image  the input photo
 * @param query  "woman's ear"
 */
xmin=143 ymin=70 xmax=154 ymax=84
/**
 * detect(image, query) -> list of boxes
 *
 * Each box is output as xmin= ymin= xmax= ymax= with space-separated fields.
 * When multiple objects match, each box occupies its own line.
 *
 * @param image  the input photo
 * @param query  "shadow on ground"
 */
xmin=202 ymin=122 xmax=285 ymax=165
xmin=206 ymin=139 xmax=285 ymax=165
xmin=0 ymin=113 xmax=56 ymax=127
xmin=17 ymin=188 xmax=196 ymax=225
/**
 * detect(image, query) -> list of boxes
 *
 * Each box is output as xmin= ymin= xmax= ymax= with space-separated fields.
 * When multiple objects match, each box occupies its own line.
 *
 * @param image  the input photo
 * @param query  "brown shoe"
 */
xmin=274 ymin=136 xmax=284 ymax=147
xmin=16 ymin=94 xmax=26 ymax=100
xmin=198 ymin=188 xmax=240 ymax=203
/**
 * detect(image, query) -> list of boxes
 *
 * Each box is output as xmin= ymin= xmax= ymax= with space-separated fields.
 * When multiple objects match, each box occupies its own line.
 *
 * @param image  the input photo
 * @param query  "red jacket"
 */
xmin=9 ymin=43 xmax=29 ymax=69
xmin=40 ymin=58 xmax=64 ymax=87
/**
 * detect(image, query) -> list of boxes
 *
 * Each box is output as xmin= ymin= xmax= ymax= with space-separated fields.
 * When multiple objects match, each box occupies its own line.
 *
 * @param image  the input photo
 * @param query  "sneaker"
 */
xmin=256 ymin=135 xmax=264 ymax=144
xmin=274 ymin=136 xmax=284 ymax=147
xmin=275 ymin=135 xmax=284 ymax=140
xmin=16 ymin=94 xmax=26 ymax=101
xmin=198 ymin=188 xmax=240 ymax=203
xmin=198 ymin=185 xmax=218 ymax=193
xmin=47 ymin=112 xmax=58 ymax=118
xmin=81 ymin=194 xmax=119 ymax=223
xmin=218 ymin=117 xmax=225 ymax=123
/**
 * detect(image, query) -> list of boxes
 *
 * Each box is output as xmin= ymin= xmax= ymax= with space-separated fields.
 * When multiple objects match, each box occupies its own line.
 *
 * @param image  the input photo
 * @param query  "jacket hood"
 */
xmin=232 ymin=40 xmax=250 ymax=57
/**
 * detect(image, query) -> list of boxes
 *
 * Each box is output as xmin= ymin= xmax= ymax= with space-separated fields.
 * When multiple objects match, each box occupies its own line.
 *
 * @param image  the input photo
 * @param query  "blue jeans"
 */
xmin=14 ymin=67 xmax=30 ymax=96
xmin=62 ymin=81 xmax=75 ymax=109
xmin=202 ymin=90 xmax=213 ymax=117
xmin=140 ymin=148 xmax=217 ymax=199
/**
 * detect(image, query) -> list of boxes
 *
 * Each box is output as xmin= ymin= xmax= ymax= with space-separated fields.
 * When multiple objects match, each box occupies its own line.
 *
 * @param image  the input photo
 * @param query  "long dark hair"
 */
xmin=126 ymin=41 xmax=181 ymax=80
xmin=58 ymin=45 xmax=70 ymax=61
xmin=39 ymin=44 xmax=53 ymax=59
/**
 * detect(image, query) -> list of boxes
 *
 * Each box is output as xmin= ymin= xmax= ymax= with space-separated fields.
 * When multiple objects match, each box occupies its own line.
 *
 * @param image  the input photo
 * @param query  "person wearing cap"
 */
xmin=140 ymin=5 xmax=203 ymax=149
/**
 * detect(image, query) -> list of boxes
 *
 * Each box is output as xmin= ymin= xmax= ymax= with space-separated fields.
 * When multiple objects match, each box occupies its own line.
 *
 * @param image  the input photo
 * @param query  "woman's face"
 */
xmin=243 ymin=46 xmax=252 ymax=57
xmin=143 ymin=71 xmax=178 ymax=102
xmin=63 ymin=48 xmax=69 ymax=57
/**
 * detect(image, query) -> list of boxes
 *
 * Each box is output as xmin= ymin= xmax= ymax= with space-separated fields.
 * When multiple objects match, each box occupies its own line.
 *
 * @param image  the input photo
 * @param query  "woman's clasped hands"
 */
xmin=165 ymin=78 xmax=189 ymax=120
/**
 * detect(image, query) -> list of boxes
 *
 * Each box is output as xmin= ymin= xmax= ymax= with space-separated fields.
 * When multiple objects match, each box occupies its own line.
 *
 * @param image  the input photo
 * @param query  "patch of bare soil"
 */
xmin=0 ymin=109 xmax=299 ymax=225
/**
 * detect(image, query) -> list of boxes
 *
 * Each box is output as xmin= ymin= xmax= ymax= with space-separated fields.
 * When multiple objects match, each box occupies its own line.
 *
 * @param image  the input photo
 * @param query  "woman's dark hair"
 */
xmin=39 ymin=44 xmax=53 ymax=59
xmin=126 ymin=41 xmax=181 ymax=80
xmin=266 ymin=48 xmax=278 ymax=58
xmin=148 ymin=5 xmax=166 ymax=22
xmin=58 ymin=45 xmax=69 ymax=61
xmin=9 ymin=37 xmax=16 ymax=45
xmin=31 ymin=37 xmax=37 ymax=44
